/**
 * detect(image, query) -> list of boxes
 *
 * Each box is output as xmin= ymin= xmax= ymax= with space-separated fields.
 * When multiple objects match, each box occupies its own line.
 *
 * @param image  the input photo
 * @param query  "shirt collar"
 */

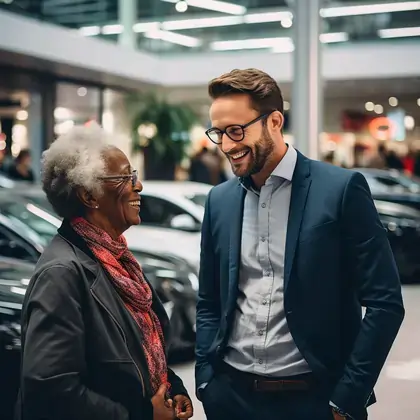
xmin=239 ymin=144 xmax=297 ymax=190
xmin=270 ymin=144 xmax=297 ymax=182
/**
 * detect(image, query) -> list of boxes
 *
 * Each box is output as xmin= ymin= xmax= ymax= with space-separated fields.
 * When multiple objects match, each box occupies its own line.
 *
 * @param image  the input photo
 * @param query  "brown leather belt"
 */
xmin=220 ymin=362 xmax=313 ymax=393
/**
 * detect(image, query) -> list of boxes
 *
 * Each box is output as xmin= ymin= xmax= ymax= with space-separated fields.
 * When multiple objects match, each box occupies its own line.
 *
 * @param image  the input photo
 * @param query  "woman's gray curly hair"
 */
xmin=42 ymin=124 xmax=114 ymax=219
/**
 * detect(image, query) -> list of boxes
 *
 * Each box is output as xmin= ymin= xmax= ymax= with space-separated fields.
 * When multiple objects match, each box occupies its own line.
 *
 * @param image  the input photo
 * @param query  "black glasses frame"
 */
xmin=205 ymin=112 xmax=273 ymax=145
xmin=98 ymin=169 xmax=138 ymax=187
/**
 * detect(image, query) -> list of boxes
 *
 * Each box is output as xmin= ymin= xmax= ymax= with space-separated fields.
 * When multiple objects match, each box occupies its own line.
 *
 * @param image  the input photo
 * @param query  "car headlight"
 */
xmin=383 ymin=217 xmax=420 ymax=236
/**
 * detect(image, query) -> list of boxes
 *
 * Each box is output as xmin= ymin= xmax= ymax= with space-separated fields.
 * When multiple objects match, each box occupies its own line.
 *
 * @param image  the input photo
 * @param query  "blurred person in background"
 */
xmin=195 ymin=68 xmax=404 ymax=420
xmin=402 ymin=149 xmax=416 ymax=176
xmin=16 ymin=125 xmax=193 ymax=420
xmin=189 ymin=141 xmax=227 ymax=185
xmin=384 ymin=149 xmax=404 ymax=171
xmin=7 ymin=149 xmax=35 ymax=182
xmin=366 ymin=144 xmax=387 ymax=169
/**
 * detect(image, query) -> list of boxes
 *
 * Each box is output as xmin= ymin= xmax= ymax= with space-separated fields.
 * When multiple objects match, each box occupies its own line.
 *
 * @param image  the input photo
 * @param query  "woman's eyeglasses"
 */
xmin=99 ymin=169 xmax=138 ymax=188
xmin=205 ymin=112 xmax=273 ymax=145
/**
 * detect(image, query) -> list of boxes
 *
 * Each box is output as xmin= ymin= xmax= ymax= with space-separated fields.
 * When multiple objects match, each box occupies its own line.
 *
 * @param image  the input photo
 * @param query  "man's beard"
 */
xmin=228 ymin=127 xmax=275 ymax=178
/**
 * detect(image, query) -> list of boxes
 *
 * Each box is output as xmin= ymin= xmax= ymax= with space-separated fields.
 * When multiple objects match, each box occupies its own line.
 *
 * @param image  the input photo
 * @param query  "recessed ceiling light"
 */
xmin=404 ymin=115 xmax=415 ymax=130
xmin=389 ymin=97 xmax=398 ymax=107
xmin=281 ymin=18 xmax=293 ymax=28
xmin=175 ymin=1 xmax=188 ymax=12
xmin=365 ymin=101 xmax=374 ymax=111
xmin=374 ymin=104 xmax=383 ymax=114
xmin=77 ymin=87 xmax=87 ymax=97
xmin=16 ymin=110 xmax=28 ymax=121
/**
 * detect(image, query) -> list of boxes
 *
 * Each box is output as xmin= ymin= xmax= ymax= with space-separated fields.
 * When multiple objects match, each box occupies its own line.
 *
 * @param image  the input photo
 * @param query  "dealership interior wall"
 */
xmin=0 ymin=7 xmax=420 ymax=178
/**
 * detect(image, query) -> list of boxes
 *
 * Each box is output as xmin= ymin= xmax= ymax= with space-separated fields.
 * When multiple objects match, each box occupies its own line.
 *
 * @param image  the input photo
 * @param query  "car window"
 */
xmin=140 ymin=196 xmax=192 ymax=228
xmin=0 ymin=201 xmax=58 ymax=243
xmin=374 ymin=176 xmax=402 ymax=187
xmin=0 ymin=225 xmax=39 ymax=263
xmin=184 ymin=193 xmax=208 ymax=208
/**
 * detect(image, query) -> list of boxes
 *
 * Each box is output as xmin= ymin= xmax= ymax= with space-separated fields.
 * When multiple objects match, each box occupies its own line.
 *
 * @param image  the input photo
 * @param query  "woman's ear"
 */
xmin=76 ymin=187 xmax=99 ymax=210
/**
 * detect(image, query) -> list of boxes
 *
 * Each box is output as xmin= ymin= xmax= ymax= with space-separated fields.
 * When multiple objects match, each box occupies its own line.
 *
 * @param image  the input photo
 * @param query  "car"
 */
xmin=353 ymin=168 xmax=420 ymax=194
xmin=0 ymin=257 xmax=37 ymax=420
xmin=375 ymin=200 xmax=420 ymax=282
xmin=10 ymin=181 xmax=420 ymax=283
xmin=14 ymin=182 xmax=211 ymax=272
xmin=0 ymin=249 xmax=197 ymax=420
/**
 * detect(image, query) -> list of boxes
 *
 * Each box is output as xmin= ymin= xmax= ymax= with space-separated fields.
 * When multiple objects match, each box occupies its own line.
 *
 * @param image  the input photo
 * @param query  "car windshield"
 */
xmin=0 ymin=200 xmax=60 ymax=243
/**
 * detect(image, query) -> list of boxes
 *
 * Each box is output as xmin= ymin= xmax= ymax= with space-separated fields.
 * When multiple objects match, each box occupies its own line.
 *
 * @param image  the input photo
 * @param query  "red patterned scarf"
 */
xmin=70 ymin=217 xmax=169 ymax=395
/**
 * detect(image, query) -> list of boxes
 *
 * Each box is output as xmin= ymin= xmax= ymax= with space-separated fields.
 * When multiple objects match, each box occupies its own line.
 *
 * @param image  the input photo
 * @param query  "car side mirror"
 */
xmin=170 ymin=214 xmax=199 ymax=232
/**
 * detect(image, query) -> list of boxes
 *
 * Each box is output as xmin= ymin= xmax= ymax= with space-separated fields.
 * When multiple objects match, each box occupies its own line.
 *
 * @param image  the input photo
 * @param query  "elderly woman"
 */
xmin=16 ymin=125 xmax=193 ymax=420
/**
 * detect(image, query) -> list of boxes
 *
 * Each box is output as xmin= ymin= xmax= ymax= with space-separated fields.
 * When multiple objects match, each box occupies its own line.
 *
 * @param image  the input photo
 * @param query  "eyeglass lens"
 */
xmin=208 ymin=125 xmax=244 ymax=144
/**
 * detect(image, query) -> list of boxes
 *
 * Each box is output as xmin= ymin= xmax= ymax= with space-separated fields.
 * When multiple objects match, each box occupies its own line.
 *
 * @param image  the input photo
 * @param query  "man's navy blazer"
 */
xmin=195 ymin=150 xmax=405 ymax=419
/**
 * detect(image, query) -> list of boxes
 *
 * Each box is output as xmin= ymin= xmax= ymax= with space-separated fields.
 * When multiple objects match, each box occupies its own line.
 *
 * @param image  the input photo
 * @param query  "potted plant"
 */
xmin=127 ymin=93 xmax=198 ymax=180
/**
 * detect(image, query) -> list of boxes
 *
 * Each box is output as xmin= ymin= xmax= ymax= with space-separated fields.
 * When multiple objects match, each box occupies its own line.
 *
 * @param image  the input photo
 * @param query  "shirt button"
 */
xmin=261 ymin=237 xmax=266 ymax=242
xmin=261 ymin=203 xmax=266 ymax=208
xmin=262 ymin=299 xmax=268 ymax=305
xmin=258 ymin=359 xmax=263 ymax=364
xmin=265 ymin=271 xmax=271 ymax=276
xmin=258 ymin=330 xmax=264 ymax=336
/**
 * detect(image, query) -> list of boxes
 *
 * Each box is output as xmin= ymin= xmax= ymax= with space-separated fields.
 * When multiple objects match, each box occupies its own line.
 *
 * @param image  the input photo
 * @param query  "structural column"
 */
xmin=291 ymin=0 xmax=322 ymax=160
xmin=119 ymin=0 xmax=137 ymax=49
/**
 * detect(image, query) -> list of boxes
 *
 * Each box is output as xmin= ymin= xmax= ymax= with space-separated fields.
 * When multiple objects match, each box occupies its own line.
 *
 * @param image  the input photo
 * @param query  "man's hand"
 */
xmin=332 ymin=409 xmax=347 ymax=420
xmin=173 ymin=394 xmax=194 ymax=419
xmin=151 ymin=384 xmax=176 ymax=420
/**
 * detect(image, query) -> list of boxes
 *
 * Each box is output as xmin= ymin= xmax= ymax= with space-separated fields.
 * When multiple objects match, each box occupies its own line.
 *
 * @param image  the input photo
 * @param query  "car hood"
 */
xmin=124 ymin=225 xmax=201 ymax=271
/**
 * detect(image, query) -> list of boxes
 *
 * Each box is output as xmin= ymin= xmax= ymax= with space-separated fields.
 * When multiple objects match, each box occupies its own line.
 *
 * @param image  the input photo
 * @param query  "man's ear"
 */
xmin=76 ymin=187 xmax=99 ymax=210
xmin=270 ymin=110 xmax=284 ymax=132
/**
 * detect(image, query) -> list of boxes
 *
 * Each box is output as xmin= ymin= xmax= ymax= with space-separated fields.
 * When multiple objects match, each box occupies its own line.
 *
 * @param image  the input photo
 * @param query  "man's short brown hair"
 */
xmin=208 ymin=68 xmax=284 ymax=116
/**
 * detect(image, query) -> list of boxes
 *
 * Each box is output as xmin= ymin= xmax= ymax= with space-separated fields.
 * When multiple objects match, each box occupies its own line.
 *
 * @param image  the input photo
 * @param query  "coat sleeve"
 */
xmin=20 ymin=264 xmax=130 ymax=420
xmin=167 ymin=368 xmax=189 ymax=398
xmin=194 ymin=188 xmax=221 ymax=391
xmin=330 ymin=172 xmax=405 ymax=419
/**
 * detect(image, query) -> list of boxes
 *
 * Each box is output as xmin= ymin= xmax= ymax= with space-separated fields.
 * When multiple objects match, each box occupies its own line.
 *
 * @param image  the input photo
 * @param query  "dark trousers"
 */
xmin=200 ymin=367 xmax=367 ymax=420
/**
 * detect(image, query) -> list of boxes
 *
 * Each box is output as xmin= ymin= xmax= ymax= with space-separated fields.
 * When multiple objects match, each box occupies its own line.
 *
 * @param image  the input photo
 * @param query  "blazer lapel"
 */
xmin=227 ymin=181 xmax=246 ymax=317
xmin=284 ymin=152 xmax=312 ymax=292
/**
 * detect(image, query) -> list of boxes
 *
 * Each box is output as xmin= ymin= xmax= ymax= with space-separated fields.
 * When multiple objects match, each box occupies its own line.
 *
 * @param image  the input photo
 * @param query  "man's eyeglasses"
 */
xmin=205 ymin=112 xmax=273 ymax=145
xmin=98 ymin=169 xmax=138 ymax=188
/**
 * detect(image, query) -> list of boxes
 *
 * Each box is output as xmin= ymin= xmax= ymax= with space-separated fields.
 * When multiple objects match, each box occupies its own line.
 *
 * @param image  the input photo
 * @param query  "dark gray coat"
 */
xmin=16 ymin=221 xmax=188 ymax=420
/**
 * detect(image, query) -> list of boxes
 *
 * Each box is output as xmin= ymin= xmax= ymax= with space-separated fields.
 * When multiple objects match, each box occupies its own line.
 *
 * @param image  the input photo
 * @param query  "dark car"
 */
xmin=372 ymin=190 xmax=420 ymax=213
xmin=0 ymin=249 xmax=197 ymax=420
xmin=0 ymin=257 xmax=34 ymax=420
xmin=375 ymin=200 xmax=420 ymax=282
xmin=354 ymin=168 xmax=420 ymax=194
xmin=0 ymin=192 xmax=198 ymax=350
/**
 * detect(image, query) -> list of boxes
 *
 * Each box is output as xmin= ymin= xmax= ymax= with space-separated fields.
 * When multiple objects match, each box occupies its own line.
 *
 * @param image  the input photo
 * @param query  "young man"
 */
xmin=195 ymin=68 xmax=404 ymax=420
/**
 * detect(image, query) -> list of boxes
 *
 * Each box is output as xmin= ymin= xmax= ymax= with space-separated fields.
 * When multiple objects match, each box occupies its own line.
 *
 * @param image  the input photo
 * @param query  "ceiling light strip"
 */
xmin=211 ymin=32 xmax=348 ymax=52
xmin=320 ymin=1 xmax=420 ymax=18
xmin=79 ymin=1 xmax=420 ymax=36
xmin=378 ymin=26 xmax=420 ymax=38
xmin=144 ymin=29 xmax=201 ymax=47
xmin=162 ymin=0 xmax=246 ymax=15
